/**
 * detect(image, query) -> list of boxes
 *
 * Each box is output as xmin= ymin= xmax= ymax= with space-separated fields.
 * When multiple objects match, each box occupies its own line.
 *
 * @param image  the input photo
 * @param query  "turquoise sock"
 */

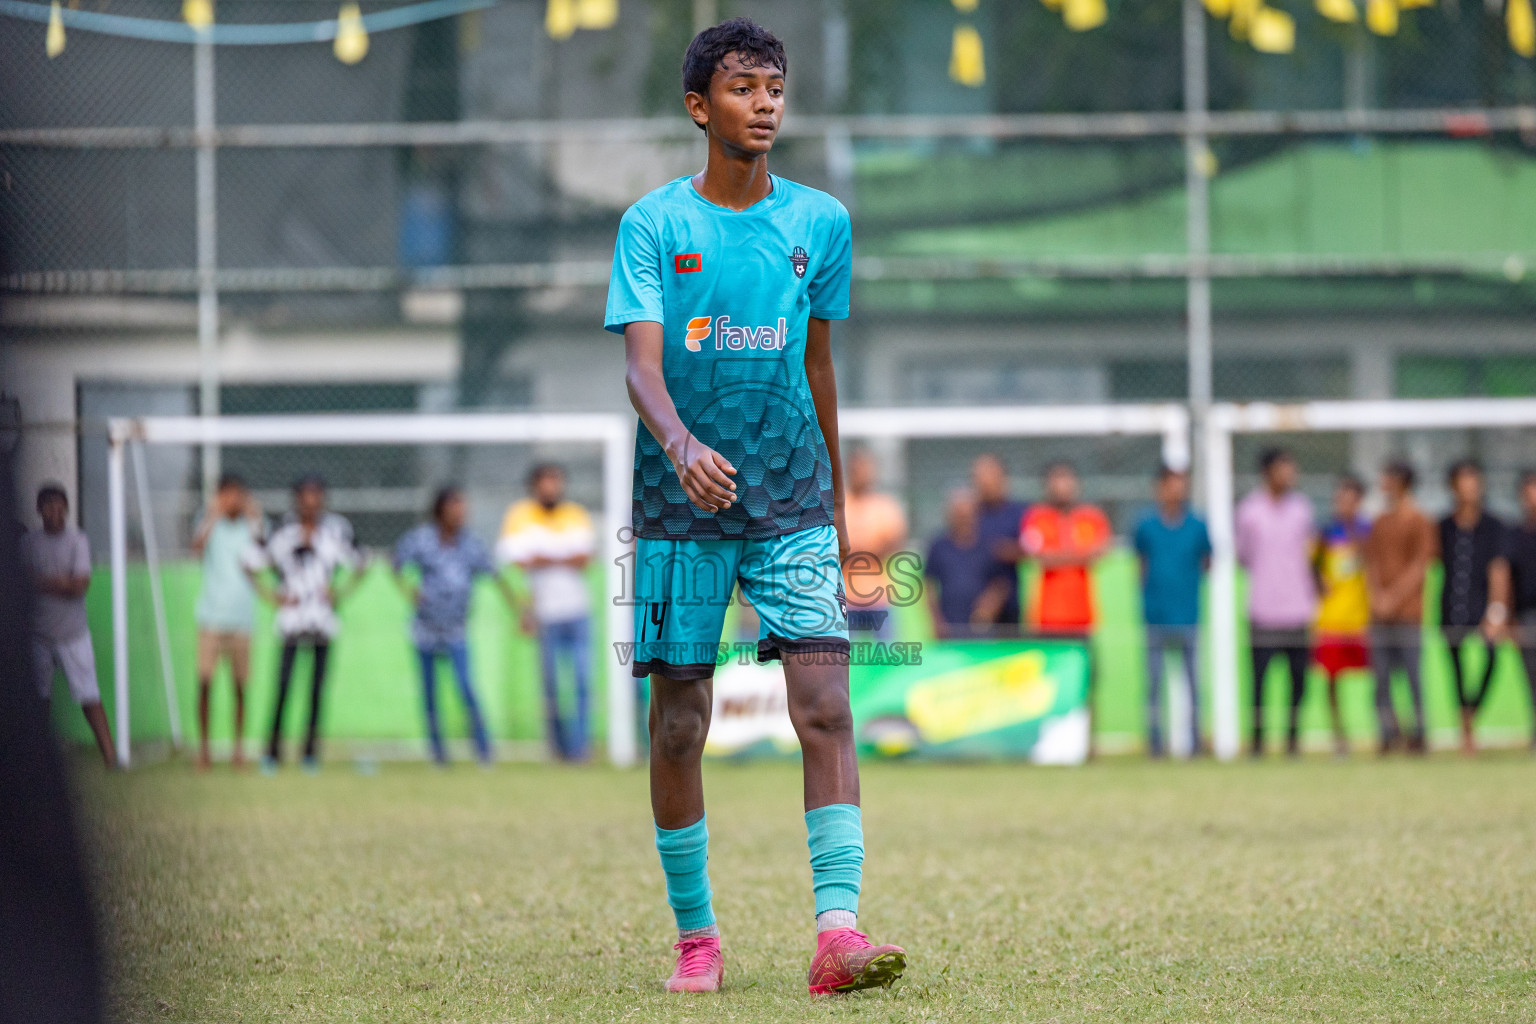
xmin=805 ymin=803 xmax=863 ymax=916
xmin=654 ymin=817 xmax=716 ymax=931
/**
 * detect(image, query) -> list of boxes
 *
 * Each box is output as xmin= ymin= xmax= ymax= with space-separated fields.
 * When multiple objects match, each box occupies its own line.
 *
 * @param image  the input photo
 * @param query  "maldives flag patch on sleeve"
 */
xmin=674 ymin=253 xmax=703 ymax=273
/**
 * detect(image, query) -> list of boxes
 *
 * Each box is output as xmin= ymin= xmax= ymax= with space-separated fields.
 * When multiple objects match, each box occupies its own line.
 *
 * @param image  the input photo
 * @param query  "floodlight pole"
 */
xmin=1182 ymin=0 xmax=1213 ymax=485
xmin=822 ymin=0 xmax=853 ymax=208
xmin=194 ymin=31 xmax=221 ymax=503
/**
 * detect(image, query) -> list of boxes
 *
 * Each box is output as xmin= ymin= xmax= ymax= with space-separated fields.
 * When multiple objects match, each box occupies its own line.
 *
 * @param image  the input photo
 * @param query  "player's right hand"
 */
xmin=673 ymin=437 xmax=737 ymax=513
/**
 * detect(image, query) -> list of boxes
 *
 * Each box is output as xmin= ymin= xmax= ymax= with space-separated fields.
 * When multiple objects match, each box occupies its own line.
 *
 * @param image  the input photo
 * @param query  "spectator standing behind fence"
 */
xmin=970 ymin=454 xmax=1028 ymax=632
xmin=842 ymin=448 xmax=907 ymax=643
xmin=394 ymin=486 xmax=519 ymax=766
xmin=1311 ymin=474 xmax=1371 ymax=757
xmin=1236 ymin=449 xmax=1316 ymax=757
xmin=1363 ymin=462 xmax=1434 ymax=755
xmin=244 ymin=475 xmax=363 ymax=773
xmin=1020 ymin=461 xmax=1110 ymax=754
xmin=189 ymin=473 xmax=264 ymax=772
xmin=23 ymin=484 xmax=116 ymax=769
xmin=1133 ymin=465 xmax=1210 ymax=758
xmin=1020 ymin=462 xmax=1111 ymax=635
xmin=498 ymin=464 xmax=596 ymax=762
xmin=1490 ymin=471 xmax=1536 ymax=750
xmin=924 ymin=489 xmax=1003 ymax=638
xmin=1437 ymin=459 xmax=1508 ymax=755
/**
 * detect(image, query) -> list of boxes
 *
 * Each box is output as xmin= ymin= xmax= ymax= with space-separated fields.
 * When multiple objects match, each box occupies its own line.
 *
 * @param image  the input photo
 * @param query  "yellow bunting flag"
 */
xmin=949 ymin=23 xmax=985 ymax=87
xmin=46 ymin=0 xmax=65 ymax=56
xmin=1039 ymin=0 xmax=1063 ymax=14
xmin=182 ymin=0 xmax=213 ymax=29
xmin=1511 ymin=0 xmax=1536 ymax=57
xmin=1366 ymin=0 xmax=1399 ymax=33
xmin=1228 ymin=0 xmax=1260 ymax=38
xmin=1063 ymin=0 xmax=1108 ymax=31
xmin=333 ymin=2 xmax=368 ymax=63
xmin=1315 ymin=0 xmax=1358 ymax=22
xmin=1396 ymin=0 xmax=1433 ymax=9
xmin=545 ymin=0 xmax=576 ymax=38
xmin=1202 ymin=0 xmax=1233 ymax=17
xmin=952 ymin=0 xmax=980 ymax=11
xmin=575 ymin=0 xmax=617 ymax=29
xmin=1249 ymin=5 xmax=1295 ymax=50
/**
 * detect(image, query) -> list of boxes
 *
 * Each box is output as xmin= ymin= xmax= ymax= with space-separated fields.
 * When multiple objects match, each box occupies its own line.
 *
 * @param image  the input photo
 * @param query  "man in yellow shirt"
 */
xmin=1311 ymin=474 xmax=1371 ymax=756
xmin=498 ymin=464 xmax=596 ymax=761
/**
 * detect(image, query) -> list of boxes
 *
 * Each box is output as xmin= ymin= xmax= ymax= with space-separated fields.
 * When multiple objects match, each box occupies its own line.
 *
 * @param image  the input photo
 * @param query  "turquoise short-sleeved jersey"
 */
xmin=604 ymin=174 xmax=852 ymax=541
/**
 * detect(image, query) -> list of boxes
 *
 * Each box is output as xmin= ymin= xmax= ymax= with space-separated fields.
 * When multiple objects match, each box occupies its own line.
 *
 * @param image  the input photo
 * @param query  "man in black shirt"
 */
xmin=1492 ymin=470 xmax=1536 ymax=750
xmin=1436 ymin=459 xmax=1507 ymax=754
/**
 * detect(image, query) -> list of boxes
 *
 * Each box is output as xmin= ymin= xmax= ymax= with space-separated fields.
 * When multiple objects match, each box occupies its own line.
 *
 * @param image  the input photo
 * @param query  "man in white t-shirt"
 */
xmin=498 ymin=464 xmax=595 ymax=761
xmin=23 ymin=484 xmax=116 ymax=767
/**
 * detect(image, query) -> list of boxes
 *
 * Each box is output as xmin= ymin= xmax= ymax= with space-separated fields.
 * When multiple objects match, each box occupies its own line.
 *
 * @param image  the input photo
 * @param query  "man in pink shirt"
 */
xmin=1235 ymin=448 xmax=1317 ymax=757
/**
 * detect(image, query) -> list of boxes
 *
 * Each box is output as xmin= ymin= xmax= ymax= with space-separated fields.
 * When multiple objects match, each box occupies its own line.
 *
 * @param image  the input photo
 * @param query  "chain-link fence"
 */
xmin=4 ymin=0 xmax=1536 ymax=547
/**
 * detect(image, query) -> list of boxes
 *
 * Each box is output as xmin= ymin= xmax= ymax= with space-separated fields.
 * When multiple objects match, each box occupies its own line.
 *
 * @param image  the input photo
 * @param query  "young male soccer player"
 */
xmin=605 ymin=18 xmax=906 ymax=996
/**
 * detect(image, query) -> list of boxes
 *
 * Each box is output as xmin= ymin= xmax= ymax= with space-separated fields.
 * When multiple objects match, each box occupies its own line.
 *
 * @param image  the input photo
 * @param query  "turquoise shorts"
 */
xmin=631 ymin=524 xmax=850 ymax=680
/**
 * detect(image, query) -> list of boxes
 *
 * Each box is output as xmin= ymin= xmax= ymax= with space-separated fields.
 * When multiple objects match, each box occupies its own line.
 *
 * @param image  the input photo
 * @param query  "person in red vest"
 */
xmin=1019 ymin=461 xmax=1111 ymax=752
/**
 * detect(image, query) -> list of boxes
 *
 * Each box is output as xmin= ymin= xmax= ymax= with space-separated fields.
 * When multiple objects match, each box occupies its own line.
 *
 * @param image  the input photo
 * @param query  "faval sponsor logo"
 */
xmin=681 ymin=314 xmax=787 ymax=353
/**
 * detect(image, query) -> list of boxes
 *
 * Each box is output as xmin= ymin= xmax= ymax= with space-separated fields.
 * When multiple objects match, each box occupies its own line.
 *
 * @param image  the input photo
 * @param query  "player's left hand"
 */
xmin=834 ymin=511 xmax=851 ymax=566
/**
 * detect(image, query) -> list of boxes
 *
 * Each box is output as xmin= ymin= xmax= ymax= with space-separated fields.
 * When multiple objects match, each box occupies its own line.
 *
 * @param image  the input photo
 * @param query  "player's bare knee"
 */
xmin=650 ymin=680 xmax=711 ymax=760
xmin=791 ymin=686 xmax=853 ymax=739
xmin=653 ymin=703 xmax=709 ymax=761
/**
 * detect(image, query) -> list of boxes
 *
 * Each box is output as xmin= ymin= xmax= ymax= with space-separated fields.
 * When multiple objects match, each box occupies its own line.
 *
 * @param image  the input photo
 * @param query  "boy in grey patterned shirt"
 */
xmin=244 ymin=474 xmax=363 ymax=772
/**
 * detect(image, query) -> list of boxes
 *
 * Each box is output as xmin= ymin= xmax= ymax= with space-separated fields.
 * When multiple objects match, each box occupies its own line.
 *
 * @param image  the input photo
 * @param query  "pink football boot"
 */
xmin=807 ymin=927 xmax=906 ymax=995
xmin=665 ymin=935 xmax=723 ymax=993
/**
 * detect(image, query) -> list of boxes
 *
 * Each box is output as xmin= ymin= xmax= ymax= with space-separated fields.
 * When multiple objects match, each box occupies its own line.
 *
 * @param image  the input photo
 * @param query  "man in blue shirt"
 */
xmin=392 ymin=486 xmax=517 ymax=765
xmin=605 ymin=18 xmax=904 ymax=996
xmin=925 ymin=488 xmax=1002 ymax=638
xmin=1133 ymin=464 xmax=1211 ymax=757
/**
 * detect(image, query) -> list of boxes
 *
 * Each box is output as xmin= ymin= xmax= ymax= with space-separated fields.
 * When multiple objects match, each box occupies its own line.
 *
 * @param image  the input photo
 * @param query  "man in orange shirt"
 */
xmin=1020 ymin=462 xmax=1112 ymax=633
xmin=842 ymin=448 xmax=908 ymax=643
xmin=1020 ymin=462 xmax=1111 ymax=751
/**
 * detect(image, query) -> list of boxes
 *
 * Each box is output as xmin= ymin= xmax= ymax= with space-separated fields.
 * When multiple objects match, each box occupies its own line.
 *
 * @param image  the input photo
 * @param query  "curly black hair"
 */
xmin=681 ymin=17 xmax=786 ymax=132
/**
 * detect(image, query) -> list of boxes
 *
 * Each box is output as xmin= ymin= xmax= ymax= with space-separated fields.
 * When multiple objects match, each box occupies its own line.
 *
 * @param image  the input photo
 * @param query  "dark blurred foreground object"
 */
xmin=0 ymin=449 xmax=105 ymax=1024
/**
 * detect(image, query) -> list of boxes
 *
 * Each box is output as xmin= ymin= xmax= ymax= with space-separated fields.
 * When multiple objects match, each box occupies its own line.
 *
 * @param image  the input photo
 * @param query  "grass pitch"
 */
xmin=85 ymin=755 xmax=1536 ymax=1022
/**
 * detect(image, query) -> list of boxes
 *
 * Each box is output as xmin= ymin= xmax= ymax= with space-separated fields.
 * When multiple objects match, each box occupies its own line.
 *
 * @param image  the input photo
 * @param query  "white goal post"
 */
xmin=105 ymin=403 xmax=1189 ymax=769
xmin=1202 ymin=397 xmax=1536 ymax=761
xmin=106 ymin=412 xmax=636 ymax=769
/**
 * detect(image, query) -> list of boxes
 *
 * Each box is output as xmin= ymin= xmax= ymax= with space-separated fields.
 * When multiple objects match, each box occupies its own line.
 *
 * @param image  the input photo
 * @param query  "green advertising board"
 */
xmin=702 ymin=639 xmax=1091 ymax=764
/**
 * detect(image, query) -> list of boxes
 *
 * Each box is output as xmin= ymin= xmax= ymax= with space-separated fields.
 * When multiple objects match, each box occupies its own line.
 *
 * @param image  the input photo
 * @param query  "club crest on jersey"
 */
xmin=681 ymin=315 xmax=786 ymax=352
xmin=790 ymin=246 xmax=809 ymax=278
